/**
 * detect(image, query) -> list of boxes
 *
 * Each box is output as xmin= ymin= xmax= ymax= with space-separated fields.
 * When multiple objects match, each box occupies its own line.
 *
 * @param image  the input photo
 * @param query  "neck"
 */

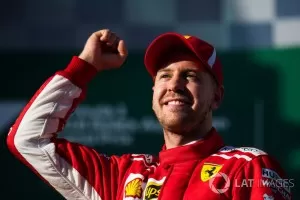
xmin=163 ymin=118 xmax=213 ymax=149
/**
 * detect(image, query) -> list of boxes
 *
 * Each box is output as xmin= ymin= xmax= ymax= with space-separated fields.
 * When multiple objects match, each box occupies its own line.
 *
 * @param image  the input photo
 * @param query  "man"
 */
xmin=7 ymin=29 xmax=291 ymax=200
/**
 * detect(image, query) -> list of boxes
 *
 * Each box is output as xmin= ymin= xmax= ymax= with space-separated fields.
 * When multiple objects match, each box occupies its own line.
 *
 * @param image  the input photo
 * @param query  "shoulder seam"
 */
xmin=233 ymin=154 xmax=269 ymax=179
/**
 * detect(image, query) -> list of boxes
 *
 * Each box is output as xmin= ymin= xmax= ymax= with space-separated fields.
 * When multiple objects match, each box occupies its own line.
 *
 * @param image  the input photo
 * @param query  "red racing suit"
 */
xmin=7 ymin=56 xmax=292 ymax=200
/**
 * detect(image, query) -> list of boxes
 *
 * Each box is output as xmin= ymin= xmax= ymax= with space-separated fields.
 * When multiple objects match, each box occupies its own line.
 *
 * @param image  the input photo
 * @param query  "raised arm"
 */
xmin=6 ymin=29 xmax=130 ymax=200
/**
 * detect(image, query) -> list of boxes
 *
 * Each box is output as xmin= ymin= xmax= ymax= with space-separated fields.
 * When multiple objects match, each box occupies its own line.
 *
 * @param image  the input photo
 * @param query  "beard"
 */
xmin=153 ymin=104 xmax=206 ymax=135
xmin=152 ymin=88 xmax=212 ymax=135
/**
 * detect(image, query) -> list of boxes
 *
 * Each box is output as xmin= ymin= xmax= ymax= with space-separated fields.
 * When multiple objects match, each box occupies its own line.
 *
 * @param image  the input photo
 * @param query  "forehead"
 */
xmin=157 ymin=52 xmax=205 ymax=73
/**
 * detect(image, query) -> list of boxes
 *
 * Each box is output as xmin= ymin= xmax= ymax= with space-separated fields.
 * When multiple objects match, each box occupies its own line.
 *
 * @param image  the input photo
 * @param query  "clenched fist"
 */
xmin=79 ymin=29 xmax=128 ymax=71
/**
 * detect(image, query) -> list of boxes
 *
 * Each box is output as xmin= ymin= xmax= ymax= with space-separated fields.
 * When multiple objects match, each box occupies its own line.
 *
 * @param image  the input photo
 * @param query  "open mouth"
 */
xmin=165 ymin=100 xmax=187 ymax=105
xmin=163 ymin=98 xmax=192 ymax=107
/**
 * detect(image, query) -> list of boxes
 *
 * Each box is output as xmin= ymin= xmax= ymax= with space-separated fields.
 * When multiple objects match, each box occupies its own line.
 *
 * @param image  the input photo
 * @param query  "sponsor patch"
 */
xmin=262 ymin=168 xmax=282 ymax=181
xmin=219 ymin=146 xmax=267 ymax=156
xmin=132 ymin=154 xmax=153 ymax=165
xmin=144 ymin=154 xmax=153 ymax=164
xmin=143 ymin=177 xmax=165 ymax=200
xmin=200 ymin=163 xmax=223 ymax=182
xmin=123 ymin=173 xmax=145 ymax=200
xmin=261 ymin=168 xmax=292 ymax=200
xmin=125 ymin=178 xmax=143 ymax=199
xmin=263 ymin=193 xmax=274 ymax=200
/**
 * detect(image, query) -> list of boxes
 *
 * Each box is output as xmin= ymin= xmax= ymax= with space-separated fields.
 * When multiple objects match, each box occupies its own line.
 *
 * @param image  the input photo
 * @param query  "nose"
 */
xmin=167 ymin=74 xmax=185 ymax=92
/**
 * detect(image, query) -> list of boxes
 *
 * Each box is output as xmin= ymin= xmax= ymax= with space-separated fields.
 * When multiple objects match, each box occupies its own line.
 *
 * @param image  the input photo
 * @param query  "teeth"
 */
xmin=168 ymin=101 xmax=185 ymax=105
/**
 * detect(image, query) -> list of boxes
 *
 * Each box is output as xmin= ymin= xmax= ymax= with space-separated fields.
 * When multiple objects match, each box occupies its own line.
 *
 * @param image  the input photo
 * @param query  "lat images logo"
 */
xmin=208 ymin=172 xmax=231 ymax=194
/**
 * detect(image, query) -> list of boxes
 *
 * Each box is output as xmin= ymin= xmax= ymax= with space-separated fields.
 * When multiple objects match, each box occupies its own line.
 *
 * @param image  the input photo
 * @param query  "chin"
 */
xmin=160 ymin=116 xmax=192 ymax=133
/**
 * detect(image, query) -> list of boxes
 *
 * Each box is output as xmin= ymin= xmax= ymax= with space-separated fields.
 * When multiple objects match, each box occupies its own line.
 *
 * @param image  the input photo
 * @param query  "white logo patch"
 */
xmin=263 ymin=194 xmax=274 ymax=200
xmin=219 ymin=146 xmax=267 ymax=156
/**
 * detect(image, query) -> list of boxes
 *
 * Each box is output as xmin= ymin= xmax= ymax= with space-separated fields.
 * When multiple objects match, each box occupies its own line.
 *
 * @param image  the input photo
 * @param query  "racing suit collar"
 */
xmin=159 ymin=128 xmax=224 ymax=167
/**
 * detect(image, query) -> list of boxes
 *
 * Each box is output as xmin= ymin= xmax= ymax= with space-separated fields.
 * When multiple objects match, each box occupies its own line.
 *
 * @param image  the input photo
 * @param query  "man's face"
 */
xmin=152 ymin=53 xmax=217 ymax=133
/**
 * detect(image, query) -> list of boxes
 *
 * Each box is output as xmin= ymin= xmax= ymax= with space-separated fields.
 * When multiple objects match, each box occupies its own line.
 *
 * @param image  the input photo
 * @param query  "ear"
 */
xmin=212 ymin=85 xmax=224 ymax=110
xmin=152 ymin=76 xmax=157 ymax=91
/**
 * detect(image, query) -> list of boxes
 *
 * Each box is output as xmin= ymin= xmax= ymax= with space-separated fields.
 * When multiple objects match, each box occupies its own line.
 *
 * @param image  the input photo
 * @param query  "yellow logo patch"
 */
xmin=184 ymin=35 xmax=191 ymax=39
xmin=144 ymin=181 xmax=162 ymax=200
xmin=125 ymin=178 xmax=143 ymax=198
xmin=200 ymin=163 xmax=223 ymax=182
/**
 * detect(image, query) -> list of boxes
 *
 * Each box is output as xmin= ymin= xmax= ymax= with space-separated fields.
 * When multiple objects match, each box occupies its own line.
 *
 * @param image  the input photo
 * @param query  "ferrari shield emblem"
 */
xmin=184 ymin=35 xmax=191 ymax=39
xmin=200 ymin=163 xmax=223 ymax=182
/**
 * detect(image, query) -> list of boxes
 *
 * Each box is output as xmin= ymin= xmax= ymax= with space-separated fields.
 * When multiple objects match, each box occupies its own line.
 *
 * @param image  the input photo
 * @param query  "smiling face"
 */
xmin=152 ymin=52 xmax=219 ymax=134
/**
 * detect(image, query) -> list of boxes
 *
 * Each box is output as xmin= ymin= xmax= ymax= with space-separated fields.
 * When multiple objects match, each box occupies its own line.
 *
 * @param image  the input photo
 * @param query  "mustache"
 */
xmin=162 ymin=92 xmax=193 ymax=104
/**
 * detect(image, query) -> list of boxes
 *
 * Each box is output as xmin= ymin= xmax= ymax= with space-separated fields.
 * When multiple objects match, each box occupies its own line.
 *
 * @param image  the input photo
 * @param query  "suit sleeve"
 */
xmin=232 ymin=155 xmax=292 ymax=200
xmin=6 ymin=56 xmax=131 ymax=200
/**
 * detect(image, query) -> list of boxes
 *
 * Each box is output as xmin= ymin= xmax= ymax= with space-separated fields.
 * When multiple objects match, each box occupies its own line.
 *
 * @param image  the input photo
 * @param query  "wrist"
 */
xmin=78 ymin=53 xmax=104 ymax=71
xmin=58 ymin=56 xmax=98 ymax=88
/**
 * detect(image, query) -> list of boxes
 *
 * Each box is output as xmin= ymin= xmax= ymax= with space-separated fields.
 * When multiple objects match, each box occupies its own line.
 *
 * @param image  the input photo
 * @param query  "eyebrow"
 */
xmin=157 ymin=68 xmax=201 ymax=74
xmin=157 ymin=68 xmax=173 ymax=74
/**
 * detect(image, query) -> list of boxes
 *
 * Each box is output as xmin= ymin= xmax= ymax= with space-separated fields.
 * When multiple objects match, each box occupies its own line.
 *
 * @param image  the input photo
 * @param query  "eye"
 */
xmin=185 ymin=73 xmax=198 ymax=80
xmin=159 ymin=73 xmax=171 ymax=79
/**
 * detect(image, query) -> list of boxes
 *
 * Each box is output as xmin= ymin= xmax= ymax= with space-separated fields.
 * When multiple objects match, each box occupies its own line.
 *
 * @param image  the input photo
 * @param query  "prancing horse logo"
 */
xmin=205 ymin=166 xmax=216 ymax=177
xmin=200 ymin=163 xmax=223 ymax=182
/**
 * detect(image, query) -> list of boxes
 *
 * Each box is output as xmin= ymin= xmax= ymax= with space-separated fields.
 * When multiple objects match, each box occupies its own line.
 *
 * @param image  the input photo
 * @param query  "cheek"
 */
xmin=188 ymin=85 xmax=201 ymax=99
xmin=152 ymin=84 xmax=165 ymax=99
xmin=189 ymin=86 xmax=210 ymax=105
xmin=152 ymin=87 xmax=161 ymax=105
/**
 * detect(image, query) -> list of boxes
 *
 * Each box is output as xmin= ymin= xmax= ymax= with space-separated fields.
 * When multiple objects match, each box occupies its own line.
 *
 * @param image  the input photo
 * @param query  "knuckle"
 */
xmin=103 ymin=32 xmax=111 ymax=39
xmin=110 ymin=31 xmax=116 ymax=36
xmin=103 ymin=35 xmax=109 ymax=40
xmin=103 ymin=29 xmax=110 ymax=34
xmin=110 ymin=32 xmax=116 ymax=38
xmin=110 ymin=35 xmax=117 ymax=42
